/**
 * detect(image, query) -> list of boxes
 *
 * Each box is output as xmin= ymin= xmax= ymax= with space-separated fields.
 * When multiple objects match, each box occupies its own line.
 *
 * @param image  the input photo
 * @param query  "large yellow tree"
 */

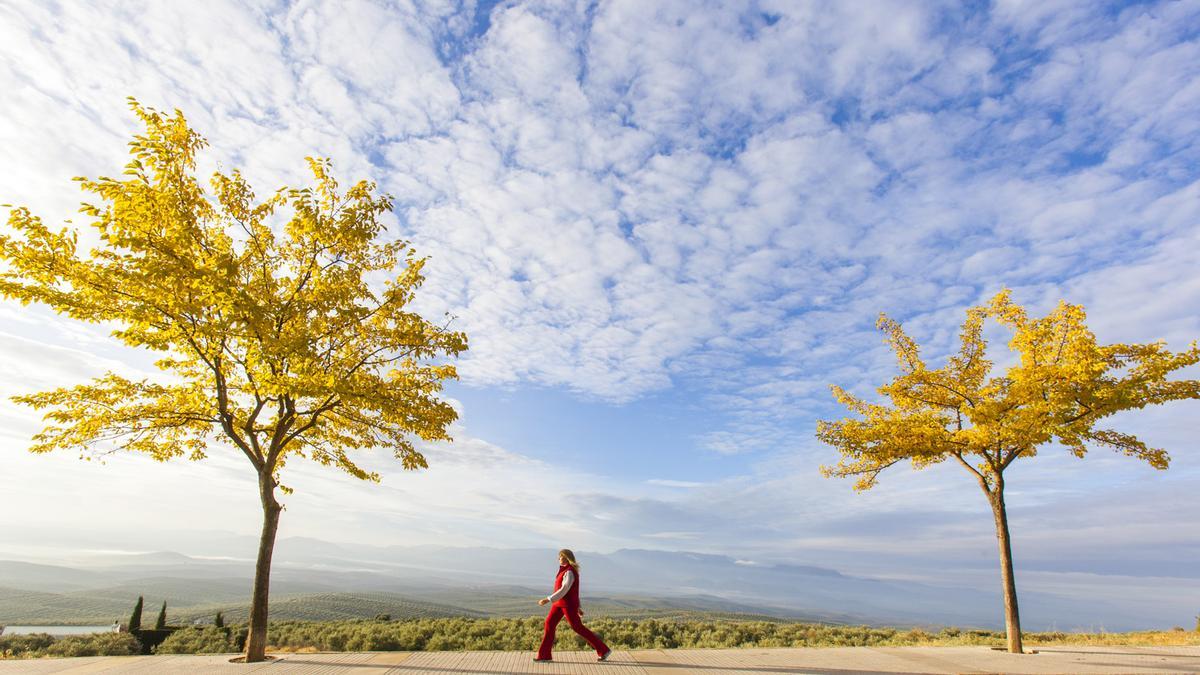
xmin=818 ymin=290 xmax=1199 ymax=653
xmin=0 ymin=100 xmax=467 ymax=662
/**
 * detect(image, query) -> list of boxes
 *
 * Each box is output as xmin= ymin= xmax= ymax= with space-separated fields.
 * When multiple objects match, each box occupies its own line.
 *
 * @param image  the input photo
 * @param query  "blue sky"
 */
xmin=1 ymin=0 xmax=1199 ymax=625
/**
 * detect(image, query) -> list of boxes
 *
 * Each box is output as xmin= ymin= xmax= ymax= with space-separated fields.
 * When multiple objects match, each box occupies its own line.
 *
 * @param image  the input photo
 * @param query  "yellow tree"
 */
xmin=818 ymin=290 xmax=1199 ymax=653
xmin=0 ymin=100 xmax=467 ymax=662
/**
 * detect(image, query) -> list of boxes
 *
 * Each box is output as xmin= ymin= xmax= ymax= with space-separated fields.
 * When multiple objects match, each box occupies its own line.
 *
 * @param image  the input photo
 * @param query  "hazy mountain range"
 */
xmin=0 ymin=538 xmax=1162 ymax=630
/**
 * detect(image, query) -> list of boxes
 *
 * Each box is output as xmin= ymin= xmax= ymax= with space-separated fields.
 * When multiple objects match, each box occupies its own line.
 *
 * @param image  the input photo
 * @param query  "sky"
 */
xmin=1 ymin=0 xmax=1199 ymax=625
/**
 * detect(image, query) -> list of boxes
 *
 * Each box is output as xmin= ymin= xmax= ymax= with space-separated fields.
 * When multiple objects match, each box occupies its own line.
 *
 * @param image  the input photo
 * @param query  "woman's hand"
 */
xmin=538 ymin=598 xmax=549 ymax=606
xmin=579 ymin=608 xmax=585 ymax=616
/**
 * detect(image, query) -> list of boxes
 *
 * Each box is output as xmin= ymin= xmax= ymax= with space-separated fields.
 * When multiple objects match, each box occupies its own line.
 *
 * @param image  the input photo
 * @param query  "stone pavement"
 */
xmin=2 ymin=646 xmax=1199 ymax=673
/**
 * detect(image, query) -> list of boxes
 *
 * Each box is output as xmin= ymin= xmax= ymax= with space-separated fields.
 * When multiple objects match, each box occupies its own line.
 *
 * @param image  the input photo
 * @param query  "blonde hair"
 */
xmin=558 ymin=548 xmax=580 ymax=570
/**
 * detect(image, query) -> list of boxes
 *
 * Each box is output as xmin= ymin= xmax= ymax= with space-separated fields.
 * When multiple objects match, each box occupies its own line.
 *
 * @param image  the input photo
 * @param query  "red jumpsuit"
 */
xmin=536 ymin=563 xmax=609 ymax=660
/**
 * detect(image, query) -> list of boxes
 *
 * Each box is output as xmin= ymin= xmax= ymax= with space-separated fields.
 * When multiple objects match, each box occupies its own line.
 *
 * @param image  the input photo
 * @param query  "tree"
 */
xmin=817 ymin=290 xmax=1199 ymax=653
xmin=0 ymin=100 xmax=468 ymax=662
xmin=155 ymin=601 xmax=168 ymax=630
xmin=214 ymin=612 xmax=224 ymax=629
xmin=128 ymin=596 xmax=144 ymax=633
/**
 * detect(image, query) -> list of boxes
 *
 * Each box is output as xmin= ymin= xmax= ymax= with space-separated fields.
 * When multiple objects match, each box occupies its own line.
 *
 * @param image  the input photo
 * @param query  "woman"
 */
xmin=535 ymin=548 xmax=612 ymax=662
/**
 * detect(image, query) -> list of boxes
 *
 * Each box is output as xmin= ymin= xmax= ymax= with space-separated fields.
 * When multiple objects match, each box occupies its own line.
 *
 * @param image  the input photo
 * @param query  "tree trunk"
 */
xmin=989 ymin=486 xmax=1023 ymax=654
xmin=244 ymin=471 xmax=281 ymax=662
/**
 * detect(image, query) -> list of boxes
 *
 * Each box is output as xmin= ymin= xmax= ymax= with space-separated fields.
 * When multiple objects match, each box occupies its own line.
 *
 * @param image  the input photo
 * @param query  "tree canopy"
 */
xmin=1 ymin=99 xmax=467 ymax=483
xmin=818 ymin=289 xmax=1199 ymax=653
xmin=819 ymin=290 xmax=1199 ymax=491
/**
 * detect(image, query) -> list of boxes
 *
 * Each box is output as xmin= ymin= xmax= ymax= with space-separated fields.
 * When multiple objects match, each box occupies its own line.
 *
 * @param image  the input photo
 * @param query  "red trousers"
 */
xmin=536 ymin=603 xmax=608 ymax=659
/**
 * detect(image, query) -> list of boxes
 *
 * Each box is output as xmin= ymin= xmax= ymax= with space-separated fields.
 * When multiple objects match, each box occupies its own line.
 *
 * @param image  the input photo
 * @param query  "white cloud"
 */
xmin=645 ymin=479 xmax=706 ymax=488
xmin=13 ymin=0 xmax=1195 ymax=411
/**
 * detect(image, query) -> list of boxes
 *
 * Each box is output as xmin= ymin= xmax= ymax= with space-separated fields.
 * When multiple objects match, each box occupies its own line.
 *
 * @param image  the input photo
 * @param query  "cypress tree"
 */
xmin=128 ymin=596 xmax=144 ymax=633
xmin=215 ymin=612 xmax=225 ymax=628
xmin=155 ymin=601 xmax=167 ymax=630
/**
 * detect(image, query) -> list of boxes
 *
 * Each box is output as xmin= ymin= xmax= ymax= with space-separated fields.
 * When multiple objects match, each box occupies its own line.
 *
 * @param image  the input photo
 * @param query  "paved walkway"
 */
xmin=3 ymin=646 xmax=1199 ymax=674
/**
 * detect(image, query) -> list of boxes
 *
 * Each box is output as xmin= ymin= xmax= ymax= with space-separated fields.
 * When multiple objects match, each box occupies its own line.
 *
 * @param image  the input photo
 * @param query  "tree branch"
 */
xmin=953 ymin=451 xmax=991 ymax=494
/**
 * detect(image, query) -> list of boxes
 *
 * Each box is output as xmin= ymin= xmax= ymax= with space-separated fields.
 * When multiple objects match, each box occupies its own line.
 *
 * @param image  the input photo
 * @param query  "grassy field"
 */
xmin=0 ymin=587 xmax=822 ymax=625
xmin=0 ymin=587 xmax=129 ymax=625
xmin=0 ymin=588 xmax=484 ymax=625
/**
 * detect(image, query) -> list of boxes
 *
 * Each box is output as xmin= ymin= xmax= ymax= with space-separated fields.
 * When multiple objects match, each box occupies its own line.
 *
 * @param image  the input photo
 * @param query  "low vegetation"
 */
xmin=176 ymin=593 xmax=484 ymax=624
xmin=0 ymin=589 xmax=485 ymax=625
xmin=0 ymin=632 xmax=140 ymax=658
xmin=6 ymin=618 xmax=1199 ymax=659
xmin=250 ymin=619 xmax=1200 ymax=652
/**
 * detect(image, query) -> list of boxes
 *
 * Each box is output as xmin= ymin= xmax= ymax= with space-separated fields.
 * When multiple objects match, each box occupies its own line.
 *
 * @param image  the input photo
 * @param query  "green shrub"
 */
xmin=0 ymin=632 xmax=56 ymax=657
xmin=246 ymin=617 xmax=947 ymax=652
xmin=128 ymin=595 xmax=144 ymax=633
xmin=155 ymin=626 xmax=237 ymax=654
xmin=154 ymin=601 xmax=168 ymax=630
xmin=44 ymin=633 xmax=140 ymax=657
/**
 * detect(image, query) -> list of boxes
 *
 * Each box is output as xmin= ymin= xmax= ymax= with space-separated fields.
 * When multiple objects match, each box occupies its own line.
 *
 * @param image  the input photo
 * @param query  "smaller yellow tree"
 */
xmin=818 ymin=290 xmax=1199 ymax=653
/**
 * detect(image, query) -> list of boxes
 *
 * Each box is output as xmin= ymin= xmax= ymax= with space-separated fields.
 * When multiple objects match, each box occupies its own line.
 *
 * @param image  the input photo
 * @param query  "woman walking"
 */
xmin=535 ymin=549 xmax=612 ymax=663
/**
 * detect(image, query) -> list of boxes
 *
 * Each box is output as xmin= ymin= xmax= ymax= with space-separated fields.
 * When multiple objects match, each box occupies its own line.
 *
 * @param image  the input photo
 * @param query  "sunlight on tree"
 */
xmin=818 ymin=290 xmax=1199 ymax=653
xmin=0 ymin=99 xmax=468 ymax=662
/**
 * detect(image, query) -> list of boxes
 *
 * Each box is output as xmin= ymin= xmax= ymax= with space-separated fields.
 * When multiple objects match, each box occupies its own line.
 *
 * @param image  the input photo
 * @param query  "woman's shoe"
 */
xmin=533 ymin=657 xmax=552 ymax=662
xmin=597 ymin=649 xmax=612 ymax=661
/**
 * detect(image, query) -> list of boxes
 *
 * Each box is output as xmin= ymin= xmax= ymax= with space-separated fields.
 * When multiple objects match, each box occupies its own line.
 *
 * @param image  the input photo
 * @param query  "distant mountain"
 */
xmin=266 ymin=542 xmax=980 ymax=626
xmin=0 ymin=560 xmax=121 ymax=593
xmin=0 ymin=540 xmax=1165 ymax=630
xmin=94 ymin=551 xmax=195 ymax=566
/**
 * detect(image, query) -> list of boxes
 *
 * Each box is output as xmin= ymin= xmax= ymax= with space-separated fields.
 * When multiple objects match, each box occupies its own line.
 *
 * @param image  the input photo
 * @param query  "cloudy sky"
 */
xmin=1 ymin=0 xmax=1198 ymax=626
